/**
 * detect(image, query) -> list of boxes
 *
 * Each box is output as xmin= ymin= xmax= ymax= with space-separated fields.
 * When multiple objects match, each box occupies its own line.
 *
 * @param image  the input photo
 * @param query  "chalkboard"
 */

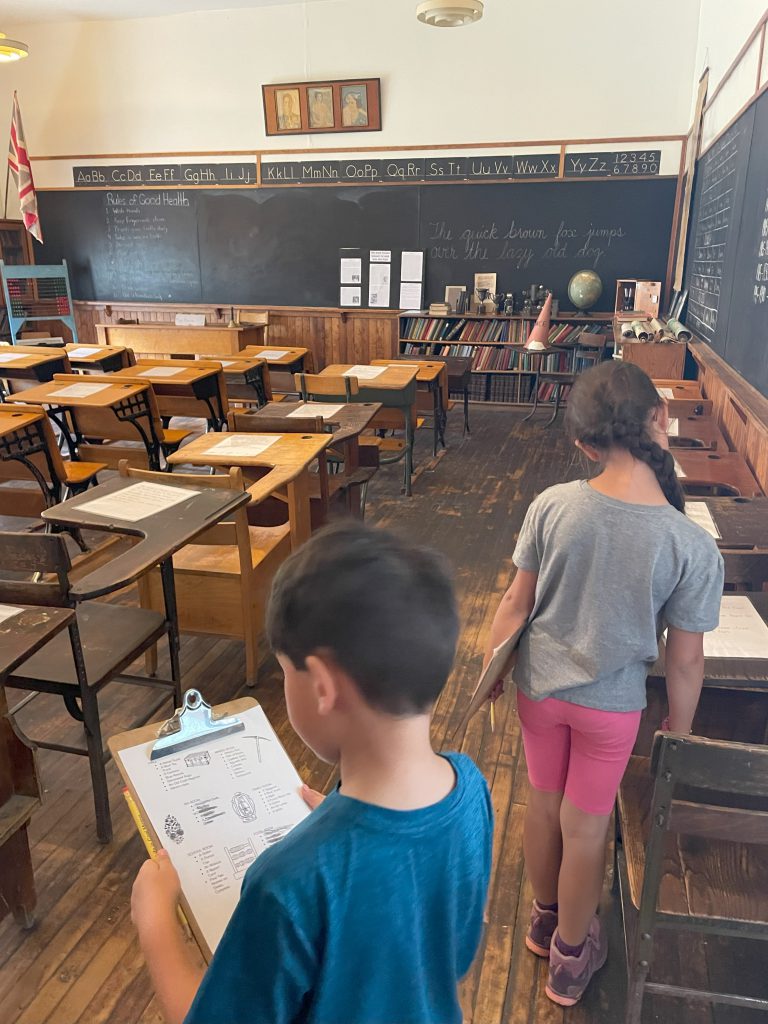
xmin=36 ymin=177 xmax=676 ymax=312
xmin=684 ymin=88 xmax=768 ymax=397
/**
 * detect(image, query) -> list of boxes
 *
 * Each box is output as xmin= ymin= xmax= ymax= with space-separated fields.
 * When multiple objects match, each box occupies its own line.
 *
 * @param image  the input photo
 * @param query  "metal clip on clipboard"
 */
xmin=151 ymin=688 xmax=245 ymax=760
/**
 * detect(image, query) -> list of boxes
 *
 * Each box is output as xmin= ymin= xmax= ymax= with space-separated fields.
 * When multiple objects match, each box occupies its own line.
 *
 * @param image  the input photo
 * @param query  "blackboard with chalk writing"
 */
xmin=36 ymin=176 xmax=676 ymax=312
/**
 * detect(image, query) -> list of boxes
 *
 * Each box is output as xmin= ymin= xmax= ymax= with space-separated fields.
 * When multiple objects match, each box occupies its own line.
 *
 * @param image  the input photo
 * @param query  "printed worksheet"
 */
xmin=206 ymin=434 xmax=281 ymax=456
xmin=343 ymin=364 xmax=385 ymax=380
xmin=667 ymin=418 xmax=679 ymax=437
xmin=67 ymin=347 xmax=103 ymax=357
xmin=704 ymin=596 xmax=768 ymax=660
xmin=77 ymin=482 xmax=202 ymax=522
xmin=256 ymin=351 xmax=289 ymax=361
xmin=657 ymin=387 xmax=674 ymax=399
xmin=0 ymin=352 xmax=26 ymax=363
xmin=0 ymin=604 xmax=23 ymax=625
xmin=119 ymin=704 xmax=310 ymax=955
xmin=685 ymin=501 xmax=721 ymax=538
xmin=137 ymin=366 xmax=186 ymax=378
xmin=50 ymin=383 xmax=111 ymax=398
xmin=673 ymin=459 xmax=687 ymax=478
xmin=287 ymin=403 xmax=344 ymax=419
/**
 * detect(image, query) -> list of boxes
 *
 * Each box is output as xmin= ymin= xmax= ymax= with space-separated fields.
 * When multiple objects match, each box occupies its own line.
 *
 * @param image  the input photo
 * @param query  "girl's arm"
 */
xmin=664 ymin=626 xmax=705 ymax=733
xmin=484 ymin=568 xmax=538 ymax=667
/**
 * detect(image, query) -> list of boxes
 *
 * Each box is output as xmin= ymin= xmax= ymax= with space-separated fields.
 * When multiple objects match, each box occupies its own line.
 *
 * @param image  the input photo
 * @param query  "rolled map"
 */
xmin=667 ymin=318 xmax=692 ymax=341
xmin=621 ymin=322 xmax=635 ymax=338
xmin=631 ymin=320 xmax=650 ymax=341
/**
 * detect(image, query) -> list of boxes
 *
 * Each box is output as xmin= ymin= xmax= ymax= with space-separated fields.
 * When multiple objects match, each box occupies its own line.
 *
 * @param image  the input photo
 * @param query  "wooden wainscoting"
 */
xmin=72 ymin=302 xmax=399 ymax=369
xmin=690 ymin=339 xmax=768 ymax=493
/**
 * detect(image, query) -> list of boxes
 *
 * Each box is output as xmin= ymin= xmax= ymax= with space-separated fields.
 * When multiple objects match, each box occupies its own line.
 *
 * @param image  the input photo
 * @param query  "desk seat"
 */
xmin=12 ymin=603 xmax=166 ymax=687
xmin=169 ymin=523 xmax=290 ymax=581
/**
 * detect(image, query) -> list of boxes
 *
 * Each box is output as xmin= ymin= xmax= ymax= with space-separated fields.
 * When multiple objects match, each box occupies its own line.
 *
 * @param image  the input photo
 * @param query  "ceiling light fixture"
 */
xmin=0 ymin=33 xmax=29 ymax=63
xmin=416 ymin=1 xmax=484 ymax=28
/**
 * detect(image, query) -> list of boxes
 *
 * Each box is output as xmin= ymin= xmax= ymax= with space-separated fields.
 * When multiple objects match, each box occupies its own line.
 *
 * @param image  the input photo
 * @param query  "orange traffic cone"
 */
xmin=525 ymin=292 xmax=552 ymax=351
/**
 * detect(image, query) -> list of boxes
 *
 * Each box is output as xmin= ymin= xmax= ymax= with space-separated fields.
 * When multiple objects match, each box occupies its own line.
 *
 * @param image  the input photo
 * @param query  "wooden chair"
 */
xmin=722 ymin=551 xmax=768 ymax=592
xmin=0 ymin=404 xmax=105 ymax=518
xmin=126 ymin=463 xmax=292 ymax=687
xmin=0 ymin=532 xmax=181 ymax=843
xmin=295 ymin=373 xmax=360 ymax=402
xmin=236 ymin=310 xmax=269 ymax=341
xmin=617 ymin=733 xmax=768 ymax=1022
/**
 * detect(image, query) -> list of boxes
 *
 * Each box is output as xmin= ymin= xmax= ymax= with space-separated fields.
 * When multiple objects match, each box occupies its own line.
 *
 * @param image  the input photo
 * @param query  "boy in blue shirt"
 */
xmin=131 ymin=521 xmax=493 ymax=1024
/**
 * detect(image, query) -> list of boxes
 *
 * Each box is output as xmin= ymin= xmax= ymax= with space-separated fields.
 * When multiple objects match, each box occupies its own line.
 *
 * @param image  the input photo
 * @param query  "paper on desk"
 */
xmin=257 ymin=351 xmax=289 ymax=361
xmin=119 ymin=703 xmax=309 ymax=955
xmin=287 ymin=403 xmax=344 ymax=419
xmin=137 ymin=366 xmax=185 ymax=378
xmin=685 ymin=501 xmax=721 ymax=539
xmin=400 ymin=251 xmax=424 ymax=282
xmin=206 ymin=434 xmax=281 ymax=456
xmin=76 ymin=482 xmax=202 ymax=522
xmin=674 ymin=459 xmax=686 ymax=478
xmin=704 ymin=596 xmax=768 ymax=659
xmin=219 ymin=361 xmax=236 ymax=367
xmin=50 ymin=383 xmax=111 ymax=398
xmin=668 ymin=418 xmax=679 ymax=437
xmin=340 ymin=257 xmax=362 ymax=285
xmin=399 ymin=282 xmax=422 ymax=309
xmin=0 ymin=352 xmax=25 ymax=363
xmin=657 ymin=387 xmax=674 ymax=399
xmin=343 ymin=365 xmax=386 ymax=380
xmin=368 ymin=263 xmax=391 ymax=308
xmin=0 ymin=604 xmax=23 ymax=625
xmin=67 ymin=346 xmax=103 ymax=358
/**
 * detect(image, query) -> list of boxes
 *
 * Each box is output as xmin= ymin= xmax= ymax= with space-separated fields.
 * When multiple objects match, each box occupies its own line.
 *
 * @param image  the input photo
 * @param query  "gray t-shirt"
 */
xmin=512 ymin=480 xmax=724 ymax=712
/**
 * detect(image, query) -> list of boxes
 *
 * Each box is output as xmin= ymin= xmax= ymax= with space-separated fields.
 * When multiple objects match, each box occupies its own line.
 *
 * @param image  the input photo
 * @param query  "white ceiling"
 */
xmin=3 ymin=0 xmax=336 ymax=26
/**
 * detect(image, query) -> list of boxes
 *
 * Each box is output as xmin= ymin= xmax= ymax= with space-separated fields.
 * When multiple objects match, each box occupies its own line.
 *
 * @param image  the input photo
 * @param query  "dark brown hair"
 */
xmin=565 ymin=360 xmax=685 ymax=512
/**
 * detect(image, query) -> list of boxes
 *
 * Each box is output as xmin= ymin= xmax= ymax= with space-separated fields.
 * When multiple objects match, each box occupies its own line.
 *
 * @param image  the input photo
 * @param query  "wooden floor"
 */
xmin=1 ymin=405 xmax=764 ymax=1024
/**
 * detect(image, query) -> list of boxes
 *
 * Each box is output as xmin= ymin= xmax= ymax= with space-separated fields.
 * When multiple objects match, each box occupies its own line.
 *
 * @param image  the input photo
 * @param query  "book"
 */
xmin=453 ymin=623 xmax=527 ymax=738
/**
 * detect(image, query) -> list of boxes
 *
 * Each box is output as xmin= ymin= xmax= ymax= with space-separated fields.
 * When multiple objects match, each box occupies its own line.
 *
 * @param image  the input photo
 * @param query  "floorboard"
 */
xmin=1 ymin=405 xmax=764 ymax=1023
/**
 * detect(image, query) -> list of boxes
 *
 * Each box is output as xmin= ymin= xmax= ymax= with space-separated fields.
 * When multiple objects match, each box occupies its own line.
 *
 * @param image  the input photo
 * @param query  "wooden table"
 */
xmin=111 ymin=362 xmax=227 ymax=429
xmin=320 ymin=364 xmax=419 ymax=496
xmin=0 ymin=346 xmax=72 ymax=398
xmin=692 ymin=497 xmax=768 ymax=549
xmin=675 ymin=449 xmax=763 ymax=498
xmin=668 ymin=415 xmax=728 ymax=451
xmin=65 ymin=343 xmax=132 ymax=373
xmin=95 ymin=323 xmax=263 ymax=358
xmin=1 ymin=605 xmax=73 ymax=928
xmin=373 ymin=359 xmax=446 ymax=455
xmin=167 ymin=431 xmax=333 ymax=548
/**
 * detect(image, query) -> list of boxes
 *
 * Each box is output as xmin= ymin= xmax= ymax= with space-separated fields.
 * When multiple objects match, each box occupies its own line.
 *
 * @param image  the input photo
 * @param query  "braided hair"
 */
xmin=564 ymin=361 xmax=685 ymax=512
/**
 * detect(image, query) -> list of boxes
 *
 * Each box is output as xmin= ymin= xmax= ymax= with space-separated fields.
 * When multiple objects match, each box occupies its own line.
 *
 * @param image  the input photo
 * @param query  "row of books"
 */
xmin=402 ymin=342 xmax=601 ymax=375
xmin=400 ymin=316 xmax=604 ymax=346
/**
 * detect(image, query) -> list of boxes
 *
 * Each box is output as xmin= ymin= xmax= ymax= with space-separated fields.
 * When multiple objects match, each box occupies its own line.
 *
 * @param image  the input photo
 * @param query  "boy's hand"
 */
xmin=131 ymin=849 xmax=181 ymax=937
xmin=300 ymin=783 xmax=325 ymax=810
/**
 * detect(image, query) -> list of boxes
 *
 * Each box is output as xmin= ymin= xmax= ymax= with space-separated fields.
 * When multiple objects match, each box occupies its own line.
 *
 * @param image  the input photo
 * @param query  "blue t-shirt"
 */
xmin=184 ymin=752 xmax=492 ymax=1024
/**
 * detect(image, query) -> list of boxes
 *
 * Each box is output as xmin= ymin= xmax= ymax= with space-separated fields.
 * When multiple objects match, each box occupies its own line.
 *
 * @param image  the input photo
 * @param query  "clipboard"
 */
xmin=108 ymin=692 xmax=307 ymax=962
xmin=453 ymin=623 xmax=527 ymax=741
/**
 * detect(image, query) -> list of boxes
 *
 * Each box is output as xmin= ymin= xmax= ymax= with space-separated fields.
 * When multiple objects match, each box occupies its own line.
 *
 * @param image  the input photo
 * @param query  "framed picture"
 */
xmin=262 ymin=79 xmax=381 ymax=136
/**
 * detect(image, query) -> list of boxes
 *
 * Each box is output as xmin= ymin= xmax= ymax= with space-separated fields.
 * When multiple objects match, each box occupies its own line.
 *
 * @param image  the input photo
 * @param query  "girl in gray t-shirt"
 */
xmin=485 ymin=361 xmax=723 ymax=1007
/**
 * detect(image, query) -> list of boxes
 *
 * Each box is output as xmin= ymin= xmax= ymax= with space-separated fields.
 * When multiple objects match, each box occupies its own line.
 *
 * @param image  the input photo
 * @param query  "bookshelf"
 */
xmin=399 ymin=312 xmax=612 ymax=405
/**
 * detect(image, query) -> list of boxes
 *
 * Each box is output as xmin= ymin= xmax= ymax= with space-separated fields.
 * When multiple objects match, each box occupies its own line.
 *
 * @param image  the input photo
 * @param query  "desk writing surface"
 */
xmin=674 ymin=450 xmax=763 ymax=497
xmin=246 ymin=400 xmax=381 ymax=443
xmin=0 ymin=407 xmax=46 ymax=437
xmin=653 ymin=379 xmax=703 ymax=397
xmin=42 ymin=475 xmax=250 ymax=599
xmin=668 ymin=416 xmax=728 ymax=450
xmin=373 ymin=360 xmax=444 ymax=384
xmin=322 ymin=363 xmax=418 ymax=390
xmin=0 ymin=606 xmax=75 ymax=680
xmin=0 ymin=348 xmax=70 ymax=371
xmin=112 ymin=364 xmax=219 ymax=385
xmin=108 ymin=696 xmax=309 ymax=962
xmin=698 ymin=497 xmax=768 ymax=549
xmin=168 ymin=431 xmax=332 ymax=474
xmin=65 ymin=344 xmax=125 ymax=362
xmin=240 ymin=345 xmax=308 ymax=366
xmin=5 ymin=377 xmax=148 ymax=409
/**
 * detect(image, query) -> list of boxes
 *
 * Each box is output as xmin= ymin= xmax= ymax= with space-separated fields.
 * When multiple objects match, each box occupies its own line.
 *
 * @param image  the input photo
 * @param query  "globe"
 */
xmin=568 ymin=270 xmax=603 ymax=311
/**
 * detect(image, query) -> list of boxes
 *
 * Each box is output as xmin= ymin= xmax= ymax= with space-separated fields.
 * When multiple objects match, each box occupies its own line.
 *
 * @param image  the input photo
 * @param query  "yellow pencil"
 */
xmin=490 ymin=700 xmax=496 ymax=733
xmin=123 ymin=787 xmax=190 ymax=935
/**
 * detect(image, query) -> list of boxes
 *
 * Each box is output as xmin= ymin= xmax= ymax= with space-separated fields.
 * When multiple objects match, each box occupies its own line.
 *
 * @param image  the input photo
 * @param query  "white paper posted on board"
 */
xmin=340 ymin=287 xmax=361 ymax=307
xmin=400 ymin=251 xmax=424 ymax=282
xmin=368 ymin=263 xmax=391 ymax=308
xmin=399 ymin=282 xmax=422 ymax=308
xmin=340 ymin=258 xmax=362 ymax=284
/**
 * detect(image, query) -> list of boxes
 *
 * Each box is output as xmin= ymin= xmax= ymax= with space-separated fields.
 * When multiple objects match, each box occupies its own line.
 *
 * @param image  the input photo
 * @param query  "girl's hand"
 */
xmin=300 ymin=783 xmax=325 ymax=810
xmin=131 ymin=849 xmax=181 ymax=938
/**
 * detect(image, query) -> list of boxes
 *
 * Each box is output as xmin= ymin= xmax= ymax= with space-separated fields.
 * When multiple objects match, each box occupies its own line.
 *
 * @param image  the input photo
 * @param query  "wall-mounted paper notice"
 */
xmin=175 ymin=313 xmax=206 ymax=327
xmin=118 ymin=703 xmax=309 ymax=956
xmin=400 ymin=251 xmax=424 ymax=282
xmin=370 ymin=250 xmax=391 ymax=263
xmin=207 ymin=434 xmax=281 ymax=457
xmin=340 ymin=258 xmax=362 ymax=285
xmin=77 ymin=482 xmax=201 ymax=522
xmin=685 ymin=501 xmax=721 ymax=539
xmin=704 ymin=596 xmax=768 ymax=659
xmin=340 ymin=287 xmax=361 ymax=307
xmin=668 ymin=418 xmax=679 ymax=437
xmin=369 ymin=263 xmax=391 ymax=308
xmin=399 ymin=282 xmax=422 ymax=308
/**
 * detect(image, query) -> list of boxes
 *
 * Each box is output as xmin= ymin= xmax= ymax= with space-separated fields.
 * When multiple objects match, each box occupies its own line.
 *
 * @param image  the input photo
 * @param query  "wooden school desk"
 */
xmin=64 ymin=343 xmax=134 ymax=372
xmin=654 ymin=379 xmax=713 ymax=417
xmin=1 ymin=606 xmax=73 ymax=928
xmin=167 ymin=432 xmax=333 ymax=548
xmin=95 ymin=323 xmax=262 ymax=358
xmin=6 ymin=376 xmax=166 ymax=467
xmin=372 ymin=359 xmax=447 ymax=456
xmin=691 ymin=497 xmax=768 ymax=549
xmin=217 ymin=356 xmax=271 ymax=407
xmin=111 ymin=361 xmax=228 ymax=430
xmin=0 ymin=346 xmax=72 ymax=398
xmin=675 ymin=450 xmax=763 ymax=498
xmin=239 ymin=345 xmax=311 ymax=371
xmin=320 ymin=364 xmax=419 ymax=496
xmin=668 ymin=415 xmax=728 ymax=451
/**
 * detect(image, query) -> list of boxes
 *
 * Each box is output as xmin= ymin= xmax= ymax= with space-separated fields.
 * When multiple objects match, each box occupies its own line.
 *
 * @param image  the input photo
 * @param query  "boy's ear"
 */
xmin=304 ymin=654 xmax=340 ymax=716
xmin=574 ymin=438 xmax=600 ymax=462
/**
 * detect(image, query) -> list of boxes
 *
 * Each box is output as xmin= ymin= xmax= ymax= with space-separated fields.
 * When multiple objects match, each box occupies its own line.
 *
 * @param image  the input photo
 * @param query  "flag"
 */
xmin=8 ymin=91 xmax=42 ymax=243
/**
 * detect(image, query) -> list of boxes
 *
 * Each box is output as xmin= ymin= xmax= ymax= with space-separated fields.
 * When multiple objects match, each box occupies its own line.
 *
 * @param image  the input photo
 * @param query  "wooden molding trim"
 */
xmin=702 ymin=9 xmax=768 ymax=115
xmin=700 ymin=78 xmax=768 ymax=159
xmin=75 ymin=300 xmax=400 ymax=319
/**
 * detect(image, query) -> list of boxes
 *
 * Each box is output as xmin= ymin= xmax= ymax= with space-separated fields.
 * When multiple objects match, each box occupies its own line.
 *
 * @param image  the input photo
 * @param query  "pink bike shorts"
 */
xmin=516 ymin=690 xmax=642 ymax=816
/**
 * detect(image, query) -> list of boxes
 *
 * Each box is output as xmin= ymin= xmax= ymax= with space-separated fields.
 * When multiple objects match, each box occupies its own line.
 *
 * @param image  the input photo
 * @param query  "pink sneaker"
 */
xmin=525 ymin=901 xmax=558 ymax=957
xmin=545 ymin=916 xmax=607 ymax=1006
